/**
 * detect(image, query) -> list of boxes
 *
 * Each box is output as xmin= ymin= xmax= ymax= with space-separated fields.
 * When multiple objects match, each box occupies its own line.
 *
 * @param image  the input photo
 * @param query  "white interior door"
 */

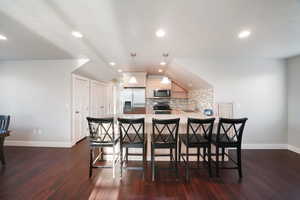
xmin=105 ymin=84 xmax=114 ymax=114
xmin=72 ymin=75 xmax=90 ymax=143
xmin=90 ymin=80 xmax=106 ymax=117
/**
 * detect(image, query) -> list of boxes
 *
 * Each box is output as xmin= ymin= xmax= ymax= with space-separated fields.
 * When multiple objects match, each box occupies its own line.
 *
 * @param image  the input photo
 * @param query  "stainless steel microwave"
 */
xmin=153 ymin=89 xmax=171 ymax=98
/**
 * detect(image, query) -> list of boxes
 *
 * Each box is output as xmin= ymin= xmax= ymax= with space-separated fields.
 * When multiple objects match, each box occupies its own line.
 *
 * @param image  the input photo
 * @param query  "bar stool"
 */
xmin=178 ymin=118 xmax=215 ymax=181
xmin=118 ymin=118 xmax=147 ymax=179
xmin=151 ymin=118 xmax=180 ymax=181
xmin=211 ymin=118 xmax=248 ymax=179
xmin=0 ymin=115 xmax=10 ymax=165
xmin=87 ymin=117 xmax=119 ymax=178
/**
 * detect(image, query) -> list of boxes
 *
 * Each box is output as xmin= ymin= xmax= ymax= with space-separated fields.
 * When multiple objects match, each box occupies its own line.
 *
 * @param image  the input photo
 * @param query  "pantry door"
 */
xmin=72 ymin=75 xmax=90 ymax=143
xmin=90 ymin=80 xmax=107 ymax=117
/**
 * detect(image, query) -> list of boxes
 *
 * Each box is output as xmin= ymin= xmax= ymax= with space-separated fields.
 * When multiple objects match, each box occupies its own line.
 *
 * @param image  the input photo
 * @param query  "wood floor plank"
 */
xmin=0 ymin=140 xmax=300 ymax=200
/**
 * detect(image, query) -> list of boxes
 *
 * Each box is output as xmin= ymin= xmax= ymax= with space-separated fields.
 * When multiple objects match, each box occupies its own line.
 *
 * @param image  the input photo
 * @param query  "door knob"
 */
xmin=75 ymin=111 xmax=80 ymax=114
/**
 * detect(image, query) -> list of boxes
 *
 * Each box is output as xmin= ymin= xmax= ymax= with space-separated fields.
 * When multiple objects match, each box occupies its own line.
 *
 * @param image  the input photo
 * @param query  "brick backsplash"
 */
xmin=146 ymin=98 xmax=190 ymax=110
xmin=146 ymin=88 xmax=214 ymax=113
xmin=188 ymin=88 xmax=214 ymax=112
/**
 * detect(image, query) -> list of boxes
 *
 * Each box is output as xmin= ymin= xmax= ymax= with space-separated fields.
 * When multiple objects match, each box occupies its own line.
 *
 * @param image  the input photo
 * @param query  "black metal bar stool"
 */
xmin=118 ymin=118 xmax=147 ymax=179
xmin=151 ymin=118 xmax=180 ymax=181
xmin=0 ymin=115 xmax=10 ymax=165
xmin=87 ymin=117 xmax=119 ymax=178
xmin=211 ymin=118 xmax=248 ymax=179
xmin=178 ymin=118 xmax=215 ymax=181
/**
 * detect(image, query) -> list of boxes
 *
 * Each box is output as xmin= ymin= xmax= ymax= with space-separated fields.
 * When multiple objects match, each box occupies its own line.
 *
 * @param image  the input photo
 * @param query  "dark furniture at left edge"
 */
xmin=0 ymin=115 xmax=10 ymax=165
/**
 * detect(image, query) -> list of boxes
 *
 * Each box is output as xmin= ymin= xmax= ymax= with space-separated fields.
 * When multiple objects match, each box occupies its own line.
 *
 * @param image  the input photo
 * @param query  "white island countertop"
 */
xmin=97 ymin=112 xmax=217 ymax=124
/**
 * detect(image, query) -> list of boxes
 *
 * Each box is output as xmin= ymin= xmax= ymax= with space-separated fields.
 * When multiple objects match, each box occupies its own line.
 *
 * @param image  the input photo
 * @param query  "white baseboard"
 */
xmin=288 ymin=145 xmax=300 ymax=154
xmin=4 ymin=140 xmax=72 ymax=148
xmin=4 ymin=141 xmax=300 ymax=154
xmin=242 ymin=143 xmax=288 ymax=149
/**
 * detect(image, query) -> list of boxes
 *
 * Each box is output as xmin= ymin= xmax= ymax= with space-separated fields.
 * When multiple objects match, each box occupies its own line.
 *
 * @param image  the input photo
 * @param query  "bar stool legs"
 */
xmin=0 ymin=137 xmax=5 ymax=165
xmin=175 ymin=145 xmax=179 ymax=180
xmin=208 ymin=146 xmax=212 ymax=177
xmin=89 ymin=148 xmax=93 ymax=178
xmin=112 ymin=146 xmax=116 ymax=179
xmin=186 ymin=145 xmax=189 ymax=181
xmin=216 ymin=146 xmax=220 ymax=177
xmin=222 ymin=147 xmax=225 ymax=162
xmin=151 ymin=144 xmax=155 ymax=181
xmin=237 ymin=147 xmax=242 ymax=179
xmin=120 ymin=146 xmax=123 ymax=179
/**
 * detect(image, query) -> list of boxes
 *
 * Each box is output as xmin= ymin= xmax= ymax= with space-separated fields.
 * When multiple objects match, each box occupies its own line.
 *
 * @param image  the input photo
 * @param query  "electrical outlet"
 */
xmin=33 ymin=128 xmax=43 ymax=135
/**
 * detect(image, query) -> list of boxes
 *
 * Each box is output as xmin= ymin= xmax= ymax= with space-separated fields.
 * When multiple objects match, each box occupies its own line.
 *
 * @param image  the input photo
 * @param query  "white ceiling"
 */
xmin=0 ymin=11 xmax=72 ymax=60
xmin=0 ymin=0 xmax=300 ymax=84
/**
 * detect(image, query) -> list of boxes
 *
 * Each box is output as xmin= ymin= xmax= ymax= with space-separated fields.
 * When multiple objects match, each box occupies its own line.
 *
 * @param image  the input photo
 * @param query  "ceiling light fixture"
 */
xmin=158 ymin=69 xmax=163 ymax=73
xmin=161 ymin=76 xmax=170 ymax=84
xmin=156 ymin=29 xmax=166 ymax=38
xmin=129 ymin=76 xmax=137 ymax=84
xmin=109 ymin=62 xmax=116 ymax=66
xmin=238 ymin=30 xmax=251 ymax=39
xmin=128 ymin=53 xmax=138 ymax=84
xmin=72 ymin=31 xmax=83 ymax=38
xmin=0 ymin=34 xmax=7 ymax=40
xmin=118 ymin=69 xmax=123 ymax=73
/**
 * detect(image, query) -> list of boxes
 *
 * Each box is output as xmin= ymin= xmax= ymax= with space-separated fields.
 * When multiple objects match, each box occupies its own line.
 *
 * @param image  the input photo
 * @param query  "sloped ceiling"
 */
xmin=73 ymin=59 xmax=118 ymax=82
xmin=0 ymin=0 xmax=300 ymax=85
xmin=0 ymin=11 xmax=72 ymax=60
xmin=166 ymin=60 xmax=212 ymax=90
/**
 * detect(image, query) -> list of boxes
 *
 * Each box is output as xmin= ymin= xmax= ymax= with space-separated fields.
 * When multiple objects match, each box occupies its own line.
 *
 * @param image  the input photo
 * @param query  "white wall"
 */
xmin=287 ymin=56 xmax=300 ymax=149
xmin=0 ymin=60 xmax=80 ymax=147
xmin=172 ymin=58 xmax=287 ymax=146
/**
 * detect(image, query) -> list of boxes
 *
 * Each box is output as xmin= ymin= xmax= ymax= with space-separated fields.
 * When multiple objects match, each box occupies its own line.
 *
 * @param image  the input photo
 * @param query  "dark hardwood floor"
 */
xmin=1 ymin=140 xmax=300 ymax=200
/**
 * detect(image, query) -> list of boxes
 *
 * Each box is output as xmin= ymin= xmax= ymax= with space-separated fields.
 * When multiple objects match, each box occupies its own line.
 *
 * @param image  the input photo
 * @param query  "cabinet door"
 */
xmin=171 ymin=82 xmax=187 ymax=99
xmin=172 ymin=82 xmax=185 ymax=92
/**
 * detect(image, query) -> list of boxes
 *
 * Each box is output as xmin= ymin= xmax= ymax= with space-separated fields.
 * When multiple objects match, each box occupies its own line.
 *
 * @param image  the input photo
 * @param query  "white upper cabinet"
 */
xmin=122 ymin=72 xmax=147 ymax=88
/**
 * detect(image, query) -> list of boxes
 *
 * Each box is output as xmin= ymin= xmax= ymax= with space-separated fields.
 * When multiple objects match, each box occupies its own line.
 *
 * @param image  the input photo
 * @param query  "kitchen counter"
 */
xmin=145 ymin=107 xmax=202 ymax=115
xmin=99 ymin=112 xmax=215 ymax=123
xmin=97 ymin=113 xmax=220 ymax=161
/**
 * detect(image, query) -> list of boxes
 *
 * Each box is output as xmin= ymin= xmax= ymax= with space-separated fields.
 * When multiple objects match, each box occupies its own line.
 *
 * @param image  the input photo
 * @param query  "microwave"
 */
xmin=153 ymin=89 xmax=171 ymax=98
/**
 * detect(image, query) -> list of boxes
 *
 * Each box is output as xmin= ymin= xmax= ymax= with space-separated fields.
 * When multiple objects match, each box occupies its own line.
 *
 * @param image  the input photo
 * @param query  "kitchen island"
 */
xmin=97 ymin=113 xmax=220 ymax=161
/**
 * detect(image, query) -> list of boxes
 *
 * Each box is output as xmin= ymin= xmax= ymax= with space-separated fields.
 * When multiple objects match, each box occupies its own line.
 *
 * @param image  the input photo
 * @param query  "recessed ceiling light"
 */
xmin=156 ymin=29 xmax=166 ymax=38
xmin=118 ymin=69 xmax=123 ymax=73
xmin=109 ymin=62 xmax=116 ymax=66
xmin=0 ymin=34 xmax=7 ymax=40
xmin=158 ymin=69 xmax=163 ymax=73
xmin=238 ymin=30 xmax=251 ymax=39
xmin=72 ymin=31 xmax=83 ymax=38
xmin=160 ymin=61 xmax=166 ymax=66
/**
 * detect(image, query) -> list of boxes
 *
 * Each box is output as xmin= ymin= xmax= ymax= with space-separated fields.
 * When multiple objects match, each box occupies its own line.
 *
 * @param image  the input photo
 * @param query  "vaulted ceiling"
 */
xmin=1 ymin=0 xmax=300 ymax=85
